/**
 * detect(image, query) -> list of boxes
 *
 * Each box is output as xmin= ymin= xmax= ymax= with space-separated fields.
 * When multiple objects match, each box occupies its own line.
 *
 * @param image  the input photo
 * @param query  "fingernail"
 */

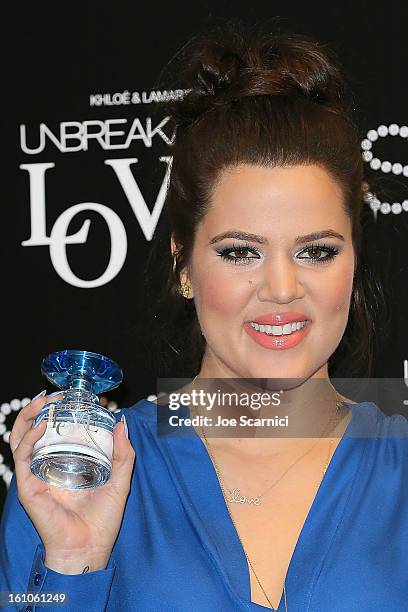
xmin=49 ymin=390 xmax=64 ymax=397
xmin=33 ymin=417 xmax=46 ymax=428
xmin=121 ymin=414 xmax=129 ymax=439
xmin=32 ymin=389 xmax=47 ymax=401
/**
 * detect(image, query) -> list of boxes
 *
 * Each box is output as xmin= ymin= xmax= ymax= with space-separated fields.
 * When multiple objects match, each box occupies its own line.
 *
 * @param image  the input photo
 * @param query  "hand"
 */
xmin=9 ymin=392 xmax=136 ymax=574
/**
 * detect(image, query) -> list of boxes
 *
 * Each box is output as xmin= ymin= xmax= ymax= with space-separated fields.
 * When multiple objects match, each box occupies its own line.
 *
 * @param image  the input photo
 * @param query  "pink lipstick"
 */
xmin=244 ymin=312 xmax=312 ymax=350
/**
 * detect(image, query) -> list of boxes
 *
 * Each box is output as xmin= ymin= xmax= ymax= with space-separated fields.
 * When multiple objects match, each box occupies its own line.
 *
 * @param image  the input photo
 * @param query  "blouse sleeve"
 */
xmin=0 ymin=475 xmax=116 ymax=612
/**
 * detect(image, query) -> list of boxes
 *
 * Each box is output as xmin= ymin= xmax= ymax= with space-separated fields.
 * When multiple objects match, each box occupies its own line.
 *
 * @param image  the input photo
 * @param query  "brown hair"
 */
xmin=141 ymin=18 xmax=389 ymax=380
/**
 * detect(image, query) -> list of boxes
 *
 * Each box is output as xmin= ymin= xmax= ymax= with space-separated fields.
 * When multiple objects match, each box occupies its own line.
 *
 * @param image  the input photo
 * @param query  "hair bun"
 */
xmin=159 ymin=19 xmax=353 ymax=125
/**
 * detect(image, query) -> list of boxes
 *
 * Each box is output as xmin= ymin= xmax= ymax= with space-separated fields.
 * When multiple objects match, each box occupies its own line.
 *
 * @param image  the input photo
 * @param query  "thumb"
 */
xmin=108 ymin=417 xmax=136 ymax=493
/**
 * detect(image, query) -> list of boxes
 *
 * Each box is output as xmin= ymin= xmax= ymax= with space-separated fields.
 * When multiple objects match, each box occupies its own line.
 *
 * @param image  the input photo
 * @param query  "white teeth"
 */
xmin=250 ymin=320 xmax=308 ymax=336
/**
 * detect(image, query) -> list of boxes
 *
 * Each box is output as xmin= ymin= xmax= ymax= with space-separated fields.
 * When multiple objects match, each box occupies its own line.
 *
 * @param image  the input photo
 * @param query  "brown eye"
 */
xmin=231 ymin=248 xmax=250 ymax=259
xmin=297 ymin=243 xmax=340 ymax=265
xmin=216 ymin=243 xmax=261 ymax=265
xmin=309 ymin=247 xmax=323 ymax=260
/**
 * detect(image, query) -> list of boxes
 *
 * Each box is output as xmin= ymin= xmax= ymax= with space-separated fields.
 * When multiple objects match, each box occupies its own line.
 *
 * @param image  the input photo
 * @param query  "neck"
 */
xmin=187 ymin=374 xmax=350 ymax=456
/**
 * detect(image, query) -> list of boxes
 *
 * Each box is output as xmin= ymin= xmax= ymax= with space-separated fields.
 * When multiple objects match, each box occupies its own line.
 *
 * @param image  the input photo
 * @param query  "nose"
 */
xmin=256 ymin=255 xmax=305 ymax=303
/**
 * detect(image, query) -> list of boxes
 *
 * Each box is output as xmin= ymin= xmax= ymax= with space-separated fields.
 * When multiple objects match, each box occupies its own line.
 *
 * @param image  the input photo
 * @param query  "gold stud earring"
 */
xmin=179 ymin=282 xmax=191 ymax=299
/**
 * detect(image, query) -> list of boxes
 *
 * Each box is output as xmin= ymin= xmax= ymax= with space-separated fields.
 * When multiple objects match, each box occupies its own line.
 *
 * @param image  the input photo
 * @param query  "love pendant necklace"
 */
xmin=190 ymin=376 xmax=343 ymax=506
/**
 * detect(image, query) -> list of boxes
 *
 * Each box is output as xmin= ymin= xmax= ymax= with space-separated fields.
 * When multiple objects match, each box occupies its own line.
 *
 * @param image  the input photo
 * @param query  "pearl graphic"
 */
xmin=361 ymin=124 xmax=408 ymax=216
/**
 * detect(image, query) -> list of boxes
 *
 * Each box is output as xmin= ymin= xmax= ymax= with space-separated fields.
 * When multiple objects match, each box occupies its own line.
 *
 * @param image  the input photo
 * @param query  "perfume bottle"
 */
xmin=30 ymin=349 xmax=123 ymax=489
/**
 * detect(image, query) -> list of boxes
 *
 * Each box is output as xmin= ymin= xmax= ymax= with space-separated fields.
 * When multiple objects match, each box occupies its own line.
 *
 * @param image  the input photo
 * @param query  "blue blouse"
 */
xmin=1 ymin=398 xmax=408 ymax=612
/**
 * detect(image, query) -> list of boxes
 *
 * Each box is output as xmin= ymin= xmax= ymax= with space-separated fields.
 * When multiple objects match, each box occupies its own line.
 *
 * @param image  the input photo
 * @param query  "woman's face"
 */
xmin=178 ymin=163 xmax=355 ymax=382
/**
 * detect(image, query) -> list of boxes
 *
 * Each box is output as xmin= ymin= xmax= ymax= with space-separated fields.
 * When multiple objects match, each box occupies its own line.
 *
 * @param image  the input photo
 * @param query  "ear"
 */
xmin=170 ymin=234 xmax=193 ymax=299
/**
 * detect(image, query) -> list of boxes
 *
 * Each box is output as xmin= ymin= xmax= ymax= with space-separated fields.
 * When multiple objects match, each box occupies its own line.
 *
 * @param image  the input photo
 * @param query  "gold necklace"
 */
xmin=190 ymin=376 xmax=343 ymax=611
xmin=202 ymin=400 xmax=341 ymax=506
xmin=190 ymin=376 xmax=342 ymax=505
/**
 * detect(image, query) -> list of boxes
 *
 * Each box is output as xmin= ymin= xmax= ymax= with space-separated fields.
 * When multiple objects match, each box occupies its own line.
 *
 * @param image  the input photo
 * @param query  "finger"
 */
xmin=13 ymin=420 xmax=61 ymax=528
xmin=13 ymin=419 xmax=48 ymax=491
xmin=9 ymin=392 xmax=63 ymax=453
xmin=108 ymin=421 xmax=136 ymax=494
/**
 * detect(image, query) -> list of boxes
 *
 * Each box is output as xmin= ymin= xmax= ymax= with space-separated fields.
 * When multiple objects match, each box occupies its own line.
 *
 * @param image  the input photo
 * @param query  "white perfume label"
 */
xmin=33 ymin=413 xmax=113 ymax=462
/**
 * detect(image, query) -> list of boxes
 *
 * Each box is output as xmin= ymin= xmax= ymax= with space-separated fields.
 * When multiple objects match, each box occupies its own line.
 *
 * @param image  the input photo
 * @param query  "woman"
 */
xmin=1 ymin=19 xmax=407 ymax=612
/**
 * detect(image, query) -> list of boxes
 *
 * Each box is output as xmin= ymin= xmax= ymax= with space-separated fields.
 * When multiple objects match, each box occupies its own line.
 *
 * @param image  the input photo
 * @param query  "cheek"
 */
xmin=194 ymin=268 xmax=249 ymax=317
xmin=321 ymin=271 xmax=354 ymax=316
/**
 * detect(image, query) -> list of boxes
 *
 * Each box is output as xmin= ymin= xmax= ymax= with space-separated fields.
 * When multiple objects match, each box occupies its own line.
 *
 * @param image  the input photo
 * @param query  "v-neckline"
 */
xmin=156 ymin=400 xmax=373 ymax=611
xmin=237 ymin=400 xmax=362 ymax=611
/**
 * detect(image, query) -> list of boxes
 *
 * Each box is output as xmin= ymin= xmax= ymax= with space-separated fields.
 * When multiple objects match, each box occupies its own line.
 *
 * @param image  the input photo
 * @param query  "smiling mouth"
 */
xmin=248 ymin=320 xmax=310 ymax=336
xmin=244 ymin=319 xmax=312 ymax=350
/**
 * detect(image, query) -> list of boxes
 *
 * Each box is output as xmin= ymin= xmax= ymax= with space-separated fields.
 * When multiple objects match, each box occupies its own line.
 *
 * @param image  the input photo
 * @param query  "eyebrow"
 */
xmin=209 ymin=229 xmax=345 ymax=245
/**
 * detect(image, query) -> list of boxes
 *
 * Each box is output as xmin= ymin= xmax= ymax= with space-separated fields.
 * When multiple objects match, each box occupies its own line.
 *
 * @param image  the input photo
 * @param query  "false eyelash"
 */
xmin=215 ymin=241 xmax=340 ymax=265
xmin=215 ymin=242 xmax=260 ymax=265
xmin=298 ymin=242 xmax=340 ymax=265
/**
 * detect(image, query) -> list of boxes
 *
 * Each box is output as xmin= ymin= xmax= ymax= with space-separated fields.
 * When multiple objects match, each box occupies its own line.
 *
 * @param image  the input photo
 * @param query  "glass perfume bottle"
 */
xmin=30 ymin=349 xmax=123 ymax=489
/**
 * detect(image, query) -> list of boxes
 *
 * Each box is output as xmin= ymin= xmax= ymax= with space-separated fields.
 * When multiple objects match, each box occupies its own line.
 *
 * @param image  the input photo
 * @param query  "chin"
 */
xmin=239 ymin=367 xmax=310 ymax=388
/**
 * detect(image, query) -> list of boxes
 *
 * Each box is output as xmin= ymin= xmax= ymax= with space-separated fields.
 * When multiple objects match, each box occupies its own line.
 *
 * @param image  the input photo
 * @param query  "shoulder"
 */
xmin=114 ymin=397 xmax=158 ymax=426
xmin=369 ymin=402 xmax=408 ymax=436
xmin=358 ymin=401 xmax=408 ymax=471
